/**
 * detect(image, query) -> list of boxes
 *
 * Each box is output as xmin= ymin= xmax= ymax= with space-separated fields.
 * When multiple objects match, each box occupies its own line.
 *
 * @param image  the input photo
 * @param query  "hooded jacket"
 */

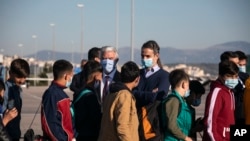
xmin=98 ymin=82 xmax=139 ymax=141
xmin=202 ymin=79 xmax=235 ymax=141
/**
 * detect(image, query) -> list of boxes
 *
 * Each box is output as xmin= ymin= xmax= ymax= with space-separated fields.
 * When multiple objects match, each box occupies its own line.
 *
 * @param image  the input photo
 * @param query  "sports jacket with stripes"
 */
xmin=202 ymin=79 xmax=235 ymax=141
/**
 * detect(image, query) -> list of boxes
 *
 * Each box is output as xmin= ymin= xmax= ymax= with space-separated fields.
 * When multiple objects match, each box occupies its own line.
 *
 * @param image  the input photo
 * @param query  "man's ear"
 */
xmin=181 ymin=81 xmax=186 ymax=89
xmin=135 ymin=76 xmax=140 ymax=83
xmin=64 ymin=74 xmax=68 ymax=81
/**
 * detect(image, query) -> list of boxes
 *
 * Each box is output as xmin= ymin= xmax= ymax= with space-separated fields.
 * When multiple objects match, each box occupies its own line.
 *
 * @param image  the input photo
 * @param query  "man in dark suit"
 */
xmin=99 ymin=46 xmax=121 ymax=103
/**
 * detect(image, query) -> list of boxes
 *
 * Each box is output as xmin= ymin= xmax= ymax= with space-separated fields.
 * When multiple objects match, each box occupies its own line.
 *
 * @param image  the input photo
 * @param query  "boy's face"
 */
xmin=239 ymin=59 xmax=247 ymax=67
xmin=13 ymin=76 xmax=26 ymax=86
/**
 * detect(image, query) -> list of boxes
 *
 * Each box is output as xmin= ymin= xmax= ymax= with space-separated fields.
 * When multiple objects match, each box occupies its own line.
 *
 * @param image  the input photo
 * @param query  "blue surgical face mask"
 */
xmin=66 ymin=76 xmax=72 ymax=88
xmin=184 ymin=89 xmax=190 ymax=97
xmin=192 ymin=98 xmax=201 ymax=106
xmin=101 ymin=59 xmax=115 ymax=73
xmin=141 ymin=58 xmax=153 ymax=68
xmin=225 ymin=78 xmax=238 ymax=89
xmin=239 ymin=65 xmax=246 ymax=73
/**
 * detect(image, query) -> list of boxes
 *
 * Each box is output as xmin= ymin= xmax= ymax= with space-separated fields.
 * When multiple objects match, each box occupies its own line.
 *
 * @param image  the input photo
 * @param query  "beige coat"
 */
xmin=98 ymin=89 xmax=139 ymax=141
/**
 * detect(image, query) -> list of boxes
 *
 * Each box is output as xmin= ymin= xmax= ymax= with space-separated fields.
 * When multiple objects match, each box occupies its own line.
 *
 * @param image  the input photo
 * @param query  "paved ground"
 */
xmin=20 ymin=86 xmax=74 ymax=140
xmin=20 ymin=86 xmax=207 ymax=140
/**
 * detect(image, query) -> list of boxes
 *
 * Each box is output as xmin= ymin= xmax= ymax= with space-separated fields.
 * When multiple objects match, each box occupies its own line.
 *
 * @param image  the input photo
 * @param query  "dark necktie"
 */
xmin=102 ymin=76 xmax=110 ymax=101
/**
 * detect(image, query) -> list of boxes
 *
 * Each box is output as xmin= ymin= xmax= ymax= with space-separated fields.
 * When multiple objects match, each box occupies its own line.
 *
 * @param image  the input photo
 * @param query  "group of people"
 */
xmin=0 ymin=39 xmax=249 ymax=141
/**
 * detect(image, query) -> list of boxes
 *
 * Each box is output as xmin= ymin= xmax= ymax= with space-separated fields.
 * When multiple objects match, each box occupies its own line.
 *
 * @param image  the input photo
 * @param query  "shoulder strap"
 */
xmin=28 ymin=102 xmax=41 ymax=129
xmin=73 ymin=89 xmax=92 ymax=104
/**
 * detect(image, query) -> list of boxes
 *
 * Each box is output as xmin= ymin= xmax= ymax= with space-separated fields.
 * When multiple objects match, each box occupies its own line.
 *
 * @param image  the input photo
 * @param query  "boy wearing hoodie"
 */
xmin=203 ymin=60 xmax=239 ymax=141
xmin=98 ymin=61 xmax=140 ymax=141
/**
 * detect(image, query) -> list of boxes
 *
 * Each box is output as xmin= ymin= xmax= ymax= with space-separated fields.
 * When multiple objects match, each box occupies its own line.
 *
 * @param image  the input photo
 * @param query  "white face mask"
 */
xmin=239 ymin=65 xmax=246 ymax=73
xmin=184 ymin=89 xmax=190 ymax=97
xmin=66 ymin=76 xmax=72 ymax=88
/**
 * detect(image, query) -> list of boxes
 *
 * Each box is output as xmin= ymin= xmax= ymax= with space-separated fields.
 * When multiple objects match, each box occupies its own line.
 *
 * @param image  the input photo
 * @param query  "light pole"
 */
xmin=77 ymin=3 xmax=84 ymax=59
xmin=130 ymin=0 xmax=135 ymax=61
xmin=18 ymin=44 xmax=23 ymax=58
xmin=50 ymin=23 xmax=56 ymax=61
xmin=32 ymin=35 xmax=37 ymax=86
xmin=116 ymin=0 xmax=119 ymax=51
xmin=71 ymin=40 xmax=75 ymax=64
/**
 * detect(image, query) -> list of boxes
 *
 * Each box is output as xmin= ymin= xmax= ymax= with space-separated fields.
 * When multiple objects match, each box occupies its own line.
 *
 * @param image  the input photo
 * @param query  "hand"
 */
xmin=185 ymin=136 xmax=193 ymax=141
xmin=2 ymin=107 xmax=18 ymax=126
xmin=152 ymin=88 xmax=158 ymax=93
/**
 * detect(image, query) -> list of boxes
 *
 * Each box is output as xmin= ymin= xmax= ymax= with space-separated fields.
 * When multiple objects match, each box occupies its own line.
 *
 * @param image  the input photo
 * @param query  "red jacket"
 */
xmin=202 ymin=79 xmax=235 ymax=141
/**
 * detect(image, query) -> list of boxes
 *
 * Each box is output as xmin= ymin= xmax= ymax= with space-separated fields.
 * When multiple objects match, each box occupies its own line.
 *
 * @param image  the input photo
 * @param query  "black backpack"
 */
xmin=137 ymin=100 xmax=164 ymax=141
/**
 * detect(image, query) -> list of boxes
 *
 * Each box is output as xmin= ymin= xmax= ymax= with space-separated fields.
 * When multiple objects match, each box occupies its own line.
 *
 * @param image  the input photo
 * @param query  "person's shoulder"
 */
xmin=117 ymin=89 xmax=133 ymax=99
xmin=154 ymin=68 xmax=169 ymax=78
xmin=159 ymin=68 xmax=169 ymax=74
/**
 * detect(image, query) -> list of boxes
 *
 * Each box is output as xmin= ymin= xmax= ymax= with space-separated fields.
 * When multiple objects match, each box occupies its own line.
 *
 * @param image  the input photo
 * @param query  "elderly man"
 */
xmin=99 ymin=46 xmax=121 ymax=103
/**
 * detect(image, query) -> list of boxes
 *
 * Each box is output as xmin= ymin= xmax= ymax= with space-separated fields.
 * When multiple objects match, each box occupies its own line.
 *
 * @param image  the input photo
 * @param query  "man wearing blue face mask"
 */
xmin=203 ymin=60 xmax=239 ymax=141
xmin=234 ymin=51 xmax=249 ymax=124
xmin=99 ymin=46 xmax=121 ymax=103
xmin=133 ymin=40 xmax=170 ymax=109
xmin=185 ymin=80 xmax=206 ymax=141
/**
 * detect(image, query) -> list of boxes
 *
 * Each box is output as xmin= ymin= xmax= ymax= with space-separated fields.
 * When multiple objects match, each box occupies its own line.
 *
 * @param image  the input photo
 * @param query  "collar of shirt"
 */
xmin=103 ymin=68 xmax=116 ymax=83
xmin=145 ymin=65 xmax=160 ymax=78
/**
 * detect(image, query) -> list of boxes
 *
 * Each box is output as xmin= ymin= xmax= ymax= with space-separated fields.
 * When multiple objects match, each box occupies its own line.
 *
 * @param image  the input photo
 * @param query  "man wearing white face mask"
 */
xmin=99 ymin=46 xmax=121 ymax=103
xmin=203 ymin=60 xmax=239 ymax=141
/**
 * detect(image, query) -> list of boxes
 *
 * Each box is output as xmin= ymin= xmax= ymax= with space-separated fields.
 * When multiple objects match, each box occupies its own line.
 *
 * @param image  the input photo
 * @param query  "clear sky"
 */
xmin=0 ymin=0 xmax=250 ymax=56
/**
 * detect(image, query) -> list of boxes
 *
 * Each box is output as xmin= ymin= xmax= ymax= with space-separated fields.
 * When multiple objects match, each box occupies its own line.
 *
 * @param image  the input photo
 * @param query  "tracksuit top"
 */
xmin=202 ymin=79 xmax=235 ymax=141
xmin=41 ymin=81 xmax=74 ymax=141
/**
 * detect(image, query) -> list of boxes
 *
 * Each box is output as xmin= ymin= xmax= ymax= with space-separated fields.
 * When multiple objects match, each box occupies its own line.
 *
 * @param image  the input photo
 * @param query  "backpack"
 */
xmin=137 ymin=100 xmax=164 ymax=141
xmin=70 ymin=89 xmax=91 ymax=121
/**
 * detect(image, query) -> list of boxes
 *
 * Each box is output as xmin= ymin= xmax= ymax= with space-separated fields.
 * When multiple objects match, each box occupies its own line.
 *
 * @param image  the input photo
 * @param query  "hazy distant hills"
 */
xmin=28 ymin=41 xmax=250 ymax=65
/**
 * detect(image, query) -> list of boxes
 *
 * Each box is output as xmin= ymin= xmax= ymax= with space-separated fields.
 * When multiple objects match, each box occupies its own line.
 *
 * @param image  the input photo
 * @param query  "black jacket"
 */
xmin=0 ymin=116 xmax=11 ymax=141
xmin=73 ymin=86 xmax=102 ymax=141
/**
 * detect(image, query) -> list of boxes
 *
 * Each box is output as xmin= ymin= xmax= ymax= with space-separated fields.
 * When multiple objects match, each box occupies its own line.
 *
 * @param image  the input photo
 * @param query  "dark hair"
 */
xmin=219 ymin=60 xmax=239 ymax=76
xmin=121 ymin=61 xmax=140 ymax=83
xmin=189 ymin=80 xmax=205 ymax=94
xmin=169 ymin=69 xmax=189 ymax=89
xmin=83 ymin=60 xmax=103 ymax=82
xmin=88 ymin=47 xmax=101 ymax=60
xmin=10 ymin=58 xmax=30 ymax=78
xmin=235 ymin=50 xmax=248 ymax=60
xmin=0 ymin=79 xmax=5 ymax=91
xmin=53 ymin=60 xmax=73 ymax=80
xmin=80 ymin=59 xmax=87 ymax=69
xmin=220 ymin=51 xmax=239 ymax=62
xmin=141 ymin=40 xmax=162 ymax=68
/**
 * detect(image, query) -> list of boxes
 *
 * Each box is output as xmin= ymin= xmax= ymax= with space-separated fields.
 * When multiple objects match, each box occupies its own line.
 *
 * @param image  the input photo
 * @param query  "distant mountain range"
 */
xmin=26 ymin=41 xmax=250 ymax=65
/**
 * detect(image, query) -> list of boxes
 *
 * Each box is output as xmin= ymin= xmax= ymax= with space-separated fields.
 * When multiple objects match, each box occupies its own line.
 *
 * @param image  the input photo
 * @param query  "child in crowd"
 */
xmin=41 ymin=59 xmax=75 ymax=141
xmin=162 ymin=69 xmax=193 ymax=141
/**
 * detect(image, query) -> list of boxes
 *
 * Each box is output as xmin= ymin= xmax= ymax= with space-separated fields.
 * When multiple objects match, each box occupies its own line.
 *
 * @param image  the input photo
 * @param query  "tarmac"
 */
xmin=20 ymin=86 xmax=207 ymax=141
